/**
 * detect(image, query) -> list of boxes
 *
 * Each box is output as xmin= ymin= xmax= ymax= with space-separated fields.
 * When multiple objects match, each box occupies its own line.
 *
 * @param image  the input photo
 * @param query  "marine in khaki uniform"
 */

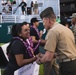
xmin=36 ymin=7 xmax=76 ymax=75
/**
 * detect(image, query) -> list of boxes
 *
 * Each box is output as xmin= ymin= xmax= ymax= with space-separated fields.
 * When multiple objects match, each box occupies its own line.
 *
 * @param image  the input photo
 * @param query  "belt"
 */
xmin=59 ymin=57 xmax=76 ymax=63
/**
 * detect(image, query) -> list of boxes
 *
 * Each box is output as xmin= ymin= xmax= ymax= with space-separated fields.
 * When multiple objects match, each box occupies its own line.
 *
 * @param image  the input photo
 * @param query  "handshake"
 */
xmin=35 ymin=52 xmax=57 ymax=65
xmin=36 ymin=53 xmax=44 ymax=65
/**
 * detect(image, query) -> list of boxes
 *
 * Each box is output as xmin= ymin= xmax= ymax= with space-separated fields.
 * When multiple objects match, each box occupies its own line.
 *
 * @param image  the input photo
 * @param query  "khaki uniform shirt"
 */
xmin=44 ymin=22 xmax=76 ymax=60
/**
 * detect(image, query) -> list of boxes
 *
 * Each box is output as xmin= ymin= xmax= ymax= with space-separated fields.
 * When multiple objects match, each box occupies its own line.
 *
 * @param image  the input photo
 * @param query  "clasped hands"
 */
xmin=36 ymin=53 xmax=44 ymax=65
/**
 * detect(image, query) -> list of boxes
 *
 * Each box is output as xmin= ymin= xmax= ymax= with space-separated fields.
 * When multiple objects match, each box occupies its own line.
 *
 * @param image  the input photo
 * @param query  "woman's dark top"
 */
xmin=3 ymin=39 xmax=31 ymax=75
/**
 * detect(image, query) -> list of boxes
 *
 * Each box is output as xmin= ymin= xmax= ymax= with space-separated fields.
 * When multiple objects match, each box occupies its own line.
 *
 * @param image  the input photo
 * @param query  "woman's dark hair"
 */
xmin=16 ymin=22 xmax=28 ymax=35
xmin=11 ymin=22 xmax=28 ymax=37
xmin=11 ymin=24 xmax=18 ymax=37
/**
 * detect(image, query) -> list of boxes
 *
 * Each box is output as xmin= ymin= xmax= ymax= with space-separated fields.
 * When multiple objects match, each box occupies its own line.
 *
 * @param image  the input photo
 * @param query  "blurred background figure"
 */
xmin=1 ymin=0 xmax=7 ymax=6
xmin=71 ymin=13 xmax=76 ymax=44
xmin=7 ymin=0 xmax=12 ymax=6
xmin=31 ymin=1 xmax=34 ymax=14
xmin=12 ymin=0 xmax=16 ymax=4
xmin=19 ymin=0 xmax=27 ymax=15
xmin=33 ymin=1 xmax=38 ymax=14
xmin=56 ymin=16 xmax=60 ymax=23
xmin=64 ymin=23 xmax=69 ymax=28
xmin=31 ymin=1 xmax=34 ymax=8
xmin=2 ymin=7 xmax=7 ymax=15
xmin=30 ymin=17 xmax=42 ymax=55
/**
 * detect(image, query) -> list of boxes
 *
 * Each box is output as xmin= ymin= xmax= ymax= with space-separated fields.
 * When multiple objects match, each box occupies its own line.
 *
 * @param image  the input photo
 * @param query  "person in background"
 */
xmin=0 ymin=13 xmax=2 ymax=23
xmin=7 ymin=0 xmax=12 ymax=6
xmin=1 ymin=0 xmax=7 ymax=6
xmin=31 ymin=1 xmax=34 ymax=14
xmin=19 ymin=0 xmax=27 ymax=15
xmin=36 ymin=7 xmax=76 ymax=75
xmin=71 ymin=13 xmax=76 ymax=44
xmin=8 ymin=6 xmax=12 ymax=14
xmin=33 ymin=1 xmax=38 ymax=14
xmin=30 ymin=17 xmax=42 ymax=55
xmin=12 ymin=0 xmax=16 ymax=4
xmin=56 ymin=16 xmax=61 ymax=23
xmin=2 ymin=7 xmax=7 ymax=15
xmin=3 ymin=22 xmax=37 ymax=75
xmin=64 ymin=23 xmax=69 ymax=28
xmin=31 ymin=1 xmax=34 ymax=8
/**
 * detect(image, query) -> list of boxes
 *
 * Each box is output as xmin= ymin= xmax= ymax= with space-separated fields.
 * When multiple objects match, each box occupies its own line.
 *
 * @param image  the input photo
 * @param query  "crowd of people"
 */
xmin=1 ymin=0 xmax=16 ymax=15
xmin=0 ymin=5 xmax=76 ymax=75
xmin=1 ymin=0 xmax=39 ymax=15
xmin=17 ymin=0 xmax=39 ymax=15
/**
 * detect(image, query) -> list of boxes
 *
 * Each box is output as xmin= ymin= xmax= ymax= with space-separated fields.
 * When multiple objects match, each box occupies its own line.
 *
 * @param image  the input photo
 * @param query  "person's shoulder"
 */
xmin=13 ymin=39 xmax=23 ymax=45
xmin=30 ymin=28 xmax=36 ymax=33
xmin=30 ymin=26 xmax=35 ymax=30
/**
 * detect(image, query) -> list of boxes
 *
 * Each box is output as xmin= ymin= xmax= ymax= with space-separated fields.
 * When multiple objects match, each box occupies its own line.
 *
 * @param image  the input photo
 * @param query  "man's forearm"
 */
xmin=36 ymin=51 xmax=54 ymax=64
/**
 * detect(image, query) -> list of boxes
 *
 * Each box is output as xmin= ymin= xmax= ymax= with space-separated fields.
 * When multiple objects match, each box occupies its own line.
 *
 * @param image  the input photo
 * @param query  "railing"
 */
xmin=0 ymin=15 xmax=42 ymax=23
xmin=0 ymin=15 xmax=19 ymax=23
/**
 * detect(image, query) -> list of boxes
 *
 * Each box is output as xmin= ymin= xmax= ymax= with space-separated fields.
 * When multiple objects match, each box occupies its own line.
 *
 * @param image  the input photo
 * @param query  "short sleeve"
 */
xmin=44 ymin=30 xmax=57 ymax=52
xmin=30 ymin=27 xmax=40 ymax=40
xmin=30 ymin=27 xmax=37 ymax=36
xmin=11 ymin=40 xmax=25 ymax=55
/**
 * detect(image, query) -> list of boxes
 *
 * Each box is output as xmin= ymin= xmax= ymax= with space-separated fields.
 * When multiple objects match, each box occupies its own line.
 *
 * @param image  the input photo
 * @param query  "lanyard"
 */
xmin=13 ymin=37 xmax=35 ymax=57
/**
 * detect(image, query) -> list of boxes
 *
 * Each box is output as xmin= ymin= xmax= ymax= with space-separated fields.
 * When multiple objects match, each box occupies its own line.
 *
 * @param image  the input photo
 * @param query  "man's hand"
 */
xmin=36 ymin=53 xmax=44 ymax=65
